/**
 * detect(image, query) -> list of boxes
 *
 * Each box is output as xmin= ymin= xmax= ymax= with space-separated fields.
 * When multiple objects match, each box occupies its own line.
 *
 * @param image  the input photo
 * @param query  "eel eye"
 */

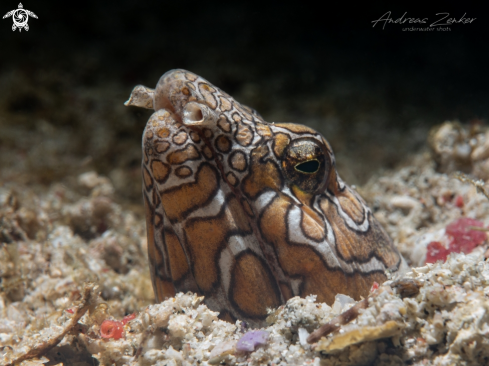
xmin=282 ymin=138 xmax=330 ymax=193
xmin=295 ymin=160 xmax=320 ymax=174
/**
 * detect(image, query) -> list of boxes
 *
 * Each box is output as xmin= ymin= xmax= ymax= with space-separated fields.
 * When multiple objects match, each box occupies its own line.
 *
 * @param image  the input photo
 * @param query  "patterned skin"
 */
xmin=125 ymin=69 xmax=407 ymax=327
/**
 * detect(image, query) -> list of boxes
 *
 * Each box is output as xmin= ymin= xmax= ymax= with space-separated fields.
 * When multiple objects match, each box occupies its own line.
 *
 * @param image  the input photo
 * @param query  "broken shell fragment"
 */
xmin=315 ymin=320 xmax=405 ymax=353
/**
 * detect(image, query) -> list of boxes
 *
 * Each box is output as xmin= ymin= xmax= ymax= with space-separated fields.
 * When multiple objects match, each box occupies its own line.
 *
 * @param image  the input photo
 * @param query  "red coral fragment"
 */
xmin=426 ymin=241 xmax=450 ymax=263
xmin=121 ymin=313 xmax=136 ymax=325
xmin=426 ymin=218 xmax=487 ymax=264
xmin=370 ymin=282 xmax=379 ymax=292
xmin=100 ymin=320 xmax=124 ymax=339
xmin=454 ymin=195 xmax=464 ymax=208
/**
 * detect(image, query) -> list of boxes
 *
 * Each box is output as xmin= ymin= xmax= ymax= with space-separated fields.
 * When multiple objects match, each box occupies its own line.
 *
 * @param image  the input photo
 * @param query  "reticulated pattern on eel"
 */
xmin=125 ymin=69 xmax=408 ymax=327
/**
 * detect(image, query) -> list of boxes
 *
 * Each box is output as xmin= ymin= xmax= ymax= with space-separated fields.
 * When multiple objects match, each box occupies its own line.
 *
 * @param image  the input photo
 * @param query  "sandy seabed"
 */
xmin=1 ymin=71 xmax=489 ymax=366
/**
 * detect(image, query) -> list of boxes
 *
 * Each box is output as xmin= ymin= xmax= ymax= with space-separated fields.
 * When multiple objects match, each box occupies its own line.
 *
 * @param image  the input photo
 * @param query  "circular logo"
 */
xmin=12 ymin=9 xmax=28 ymax=28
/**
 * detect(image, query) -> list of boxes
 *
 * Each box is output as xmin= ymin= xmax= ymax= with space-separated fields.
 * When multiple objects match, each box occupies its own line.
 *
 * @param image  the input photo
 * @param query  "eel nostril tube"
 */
xmin=183 ymin=102 xmax=216 ymax=126
xmin=124 ymin=85 xmax=155 ymax=110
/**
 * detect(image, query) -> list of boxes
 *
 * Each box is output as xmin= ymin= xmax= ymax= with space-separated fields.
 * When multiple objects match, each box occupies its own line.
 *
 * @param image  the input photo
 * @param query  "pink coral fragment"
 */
xmin=446 ymin=217 xmax=486 ymax=253
xmin=100 ymin=319 xmax=124 ymax=339
xmin=121 ymin=313 xmax=136 ymax=325
xmin=426 ymin=218 xmax=487 ymax=264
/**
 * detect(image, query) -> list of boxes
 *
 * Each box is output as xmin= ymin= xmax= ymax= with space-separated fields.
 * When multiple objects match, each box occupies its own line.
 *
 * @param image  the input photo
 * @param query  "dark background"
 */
xmin=1 ymin=1 xmax=488 ymax=200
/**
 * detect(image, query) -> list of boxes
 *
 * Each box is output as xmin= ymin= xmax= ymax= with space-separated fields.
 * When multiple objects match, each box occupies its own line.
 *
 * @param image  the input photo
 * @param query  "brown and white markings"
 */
xmin=125 ymin=69 xmax=408 ymax=327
